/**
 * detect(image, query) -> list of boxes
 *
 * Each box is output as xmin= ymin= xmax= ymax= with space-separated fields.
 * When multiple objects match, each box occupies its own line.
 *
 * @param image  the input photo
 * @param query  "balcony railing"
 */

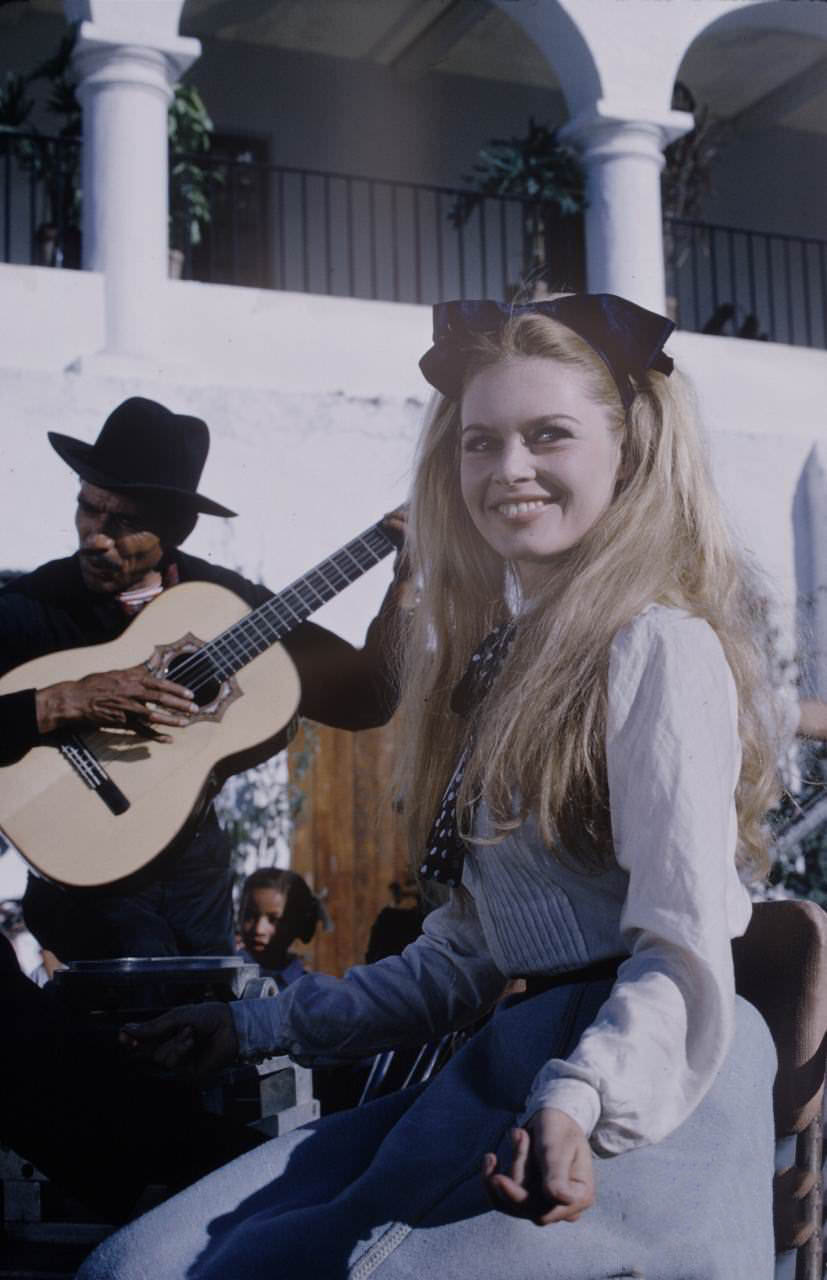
xmin=2 ymin=134 xmax=826 ymax=351
xmin=664 ymin=216 xmax=827 ymax=349
xmin=171 ymin=152 xmax=586 ymax=303
xmin=0 ymin=131 xmax=81 ymax=269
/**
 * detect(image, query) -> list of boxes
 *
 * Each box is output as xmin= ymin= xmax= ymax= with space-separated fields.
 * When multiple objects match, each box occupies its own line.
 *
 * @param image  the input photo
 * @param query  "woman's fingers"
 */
xmin=532 ymin=1112 xmax=595 ymax=1223
xmin=152 ymin=1025 xmax=196 ymax=1071
xmin=481 ymin=1154 xmax=532 ymax=1213
xmin=120 ymin=1003 xmax=239 ymax=1078
xmin=482 ymin=1110 xmax=595 ymax=1226
xmin=508 ymin=1126 xmax=529 ymax=1184
xmin=481 ymin=1130 xmax=535 ymax=1214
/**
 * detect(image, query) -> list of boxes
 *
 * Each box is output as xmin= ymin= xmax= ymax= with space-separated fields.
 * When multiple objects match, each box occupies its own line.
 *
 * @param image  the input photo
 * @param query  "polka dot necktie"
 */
xmin=419 ymin=621 xmax=516 ymax=886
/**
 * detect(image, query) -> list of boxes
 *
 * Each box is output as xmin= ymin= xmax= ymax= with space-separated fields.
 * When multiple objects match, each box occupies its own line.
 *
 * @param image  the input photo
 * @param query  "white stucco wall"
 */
xmin=0 ymin=265 xmax=431 ymax=644
xmin=2 ymin=264 xmax=827 ymax=902
xmin=2 ymin=263 xmax=826 ymax=654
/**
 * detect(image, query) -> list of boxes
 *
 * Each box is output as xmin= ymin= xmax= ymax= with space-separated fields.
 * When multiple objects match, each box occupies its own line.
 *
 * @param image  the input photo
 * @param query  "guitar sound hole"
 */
xmin=166 ymin=652 xmax=224 ymax=708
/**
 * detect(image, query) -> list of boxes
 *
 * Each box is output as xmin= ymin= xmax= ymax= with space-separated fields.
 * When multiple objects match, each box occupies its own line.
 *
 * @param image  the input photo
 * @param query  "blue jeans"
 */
xmin=77 ymin=985 xmax=776 ymax=1280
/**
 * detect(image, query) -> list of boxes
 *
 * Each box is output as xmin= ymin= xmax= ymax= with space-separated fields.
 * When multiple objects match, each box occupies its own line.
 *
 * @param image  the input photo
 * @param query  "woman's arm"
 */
xmin=521 ymin=610 xmax=746 ymax=1156
xmin=124 ymin=888 xmax=507 ymax=1072
xmin=232 ymin=888 xmax=506 ymax=1062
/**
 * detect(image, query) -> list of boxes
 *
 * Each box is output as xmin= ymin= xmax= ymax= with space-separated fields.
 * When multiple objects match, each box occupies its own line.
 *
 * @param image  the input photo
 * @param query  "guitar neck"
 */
xmin=201 ymin=522 xmax=395 ymax=679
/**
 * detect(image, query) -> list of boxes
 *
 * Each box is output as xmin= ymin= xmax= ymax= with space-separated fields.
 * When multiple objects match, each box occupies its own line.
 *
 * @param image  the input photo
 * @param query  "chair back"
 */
xmin=733 ymin=899 xmax=827 ymax=1279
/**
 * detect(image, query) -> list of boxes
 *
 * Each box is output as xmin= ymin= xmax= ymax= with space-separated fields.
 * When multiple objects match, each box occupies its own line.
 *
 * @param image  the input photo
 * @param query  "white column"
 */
xmin=561 ymin=107 xmax=690 ymax=312
xmin=68 ymin=6 xmax=198 ymax=363
xmin=799 ymin=444 xmax=827 ymax=700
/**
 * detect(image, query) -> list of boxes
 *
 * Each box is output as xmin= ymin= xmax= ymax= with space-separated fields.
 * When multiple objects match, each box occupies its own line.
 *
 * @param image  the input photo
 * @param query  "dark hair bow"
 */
xmin=418 ymin=293 xmax=675 ymax=410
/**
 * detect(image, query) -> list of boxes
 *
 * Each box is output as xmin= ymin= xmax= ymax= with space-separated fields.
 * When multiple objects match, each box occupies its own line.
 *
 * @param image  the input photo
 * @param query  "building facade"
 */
xmin=0 ymin=0 xmax=826 ymax=922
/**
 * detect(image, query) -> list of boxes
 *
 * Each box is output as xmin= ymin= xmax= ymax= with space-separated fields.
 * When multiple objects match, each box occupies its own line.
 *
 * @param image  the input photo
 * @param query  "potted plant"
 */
xmin=167 ymin=82 xmax=222 ymax=277
xmin=449 ymin=116 xmax=586 ymax=297
xmin=662 ymin=81 xmax=735 ymax=326
xmin=0 ymin=29 xmax=219 ymax=275
xmin=0 ymin=29 xmax=82 ymax=267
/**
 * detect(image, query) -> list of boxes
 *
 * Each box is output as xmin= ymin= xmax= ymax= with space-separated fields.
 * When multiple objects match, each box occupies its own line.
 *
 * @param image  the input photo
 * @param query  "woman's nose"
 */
xmin=496 ymin=438 xmax=535 ymax=484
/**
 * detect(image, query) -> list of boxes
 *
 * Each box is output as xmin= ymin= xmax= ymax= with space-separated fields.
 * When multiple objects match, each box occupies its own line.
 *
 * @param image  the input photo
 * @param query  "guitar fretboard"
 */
xmin=195 ymin=522 xmax=395 ymax=684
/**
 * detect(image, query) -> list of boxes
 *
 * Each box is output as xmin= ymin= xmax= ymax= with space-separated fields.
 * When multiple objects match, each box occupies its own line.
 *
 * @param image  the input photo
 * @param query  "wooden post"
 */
xmin=288 ymin=719 xmax=410 ymax=977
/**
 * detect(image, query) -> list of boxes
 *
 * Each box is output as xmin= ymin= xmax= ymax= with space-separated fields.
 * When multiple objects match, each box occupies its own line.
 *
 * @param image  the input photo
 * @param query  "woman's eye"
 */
xmin=462 ymin=434 xmax=497 ymax=453
xmin=532 ymin=426 xmax=570 ymax=445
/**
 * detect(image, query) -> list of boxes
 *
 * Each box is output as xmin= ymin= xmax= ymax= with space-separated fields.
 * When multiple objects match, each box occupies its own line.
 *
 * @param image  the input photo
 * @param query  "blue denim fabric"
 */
xmin=77 ymin=983 xmax=775 ymax=1280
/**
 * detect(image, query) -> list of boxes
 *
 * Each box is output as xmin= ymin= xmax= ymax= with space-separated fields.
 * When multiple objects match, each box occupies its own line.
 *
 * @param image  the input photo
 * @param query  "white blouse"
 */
xmin=232 ymin=605 xmax=752 ymax=1156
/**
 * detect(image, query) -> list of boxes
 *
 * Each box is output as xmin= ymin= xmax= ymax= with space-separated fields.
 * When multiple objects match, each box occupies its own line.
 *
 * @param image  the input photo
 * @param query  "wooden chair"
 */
xmin=733 ymin=899 xmax=827 ymax=1280
xmin=356 ymin=899 xmax=826 ymax=1275
xmin=357 ymin=1032 xmax=461 ymax=1106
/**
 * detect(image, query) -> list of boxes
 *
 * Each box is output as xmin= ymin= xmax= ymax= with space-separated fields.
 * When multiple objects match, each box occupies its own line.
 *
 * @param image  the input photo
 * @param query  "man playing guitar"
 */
xmin=0 ymin=396 xmax=407 ymax=962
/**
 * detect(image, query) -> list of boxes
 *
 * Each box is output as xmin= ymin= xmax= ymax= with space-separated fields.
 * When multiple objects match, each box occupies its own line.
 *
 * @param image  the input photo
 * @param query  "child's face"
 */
xmin=241 ymin=887 xmax=288 ymax=956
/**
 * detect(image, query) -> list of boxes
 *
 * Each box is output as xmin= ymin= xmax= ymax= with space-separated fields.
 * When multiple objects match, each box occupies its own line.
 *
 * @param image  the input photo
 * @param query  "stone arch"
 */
xmin=489 ymin=0 xmax=602 ymax=120
xmin=671 ymin=0 xmax=827 ymax=134
xmin=667 ymin=0 xmax=827 ymax=341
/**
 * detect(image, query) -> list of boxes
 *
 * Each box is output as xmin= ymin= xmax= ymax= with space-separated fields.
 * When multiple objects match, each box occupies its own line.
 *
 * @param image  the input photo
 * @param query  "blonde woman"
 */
xmin=79 ymin=295 xmax=779 ymax=1280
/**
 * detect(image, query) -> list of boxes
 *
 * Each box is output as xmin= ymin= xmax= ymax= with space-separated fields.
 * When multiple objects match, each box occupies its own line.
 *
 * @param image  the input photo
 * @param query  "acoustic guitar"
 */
xmin=0 ymin=522 xmax=394 ymax=888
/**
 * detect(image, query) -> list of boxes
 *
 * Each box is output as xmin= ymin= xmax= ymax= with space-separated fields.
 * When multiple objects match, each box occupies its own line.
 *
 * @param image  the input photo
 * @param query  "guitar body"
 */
xmin=0 ymin=582 xmax=301 ymax=888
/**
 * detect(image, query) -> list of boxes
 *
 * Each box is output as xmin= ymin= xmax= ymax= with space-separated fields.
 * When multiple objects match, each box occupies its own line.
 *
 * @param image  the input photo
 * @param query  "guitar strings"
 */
xmin=148 ymin=525 xmax=394 ymax=699
xmin=164 ymin=533 xmax=389 ymax=690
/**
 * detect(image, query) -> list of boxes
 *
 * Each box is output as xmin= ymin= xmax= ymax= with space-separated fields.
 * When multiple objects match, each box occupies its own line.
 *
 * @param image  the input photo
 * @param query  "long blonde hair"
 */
xmin=395 ymin=313 xmax=780 ymax=881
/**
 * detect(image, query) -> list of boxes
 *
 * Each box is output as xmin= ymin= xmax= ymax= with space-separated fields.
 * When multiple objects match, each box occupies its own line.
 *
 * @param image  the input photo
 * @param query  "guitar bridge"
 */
xmin=59 ymin=734 xmax=130 ymax=816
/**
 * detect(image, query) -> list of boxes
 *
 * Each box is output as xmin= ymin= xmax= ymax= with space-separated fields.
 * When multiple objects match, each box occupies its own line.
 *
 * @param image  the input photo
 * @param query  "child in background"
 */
xmin=238 ymin=868 xmax=324 ymax=989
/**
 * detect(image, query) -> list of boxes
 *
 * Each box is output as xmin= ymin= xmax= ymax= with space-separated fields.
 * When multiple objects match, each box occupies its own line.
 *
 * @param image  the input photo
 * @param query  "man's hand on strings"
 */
xmin=35 ymin=664 xmax=195 ymax=739
xmin=482 ymin=1108 xmax=595 ymax=1226
xmin=120 ymin=1002 xmax=239 ymax=1078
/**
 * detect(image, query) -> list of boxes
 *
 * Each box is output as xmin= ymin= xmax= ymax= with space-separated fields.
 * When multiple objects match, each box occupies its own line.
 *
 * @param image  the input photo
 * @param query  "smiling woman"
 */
xmin=77 ymin=294 xmax=782 ymax=1280
xmin=459 ymin=358 xmax=621 ymax=587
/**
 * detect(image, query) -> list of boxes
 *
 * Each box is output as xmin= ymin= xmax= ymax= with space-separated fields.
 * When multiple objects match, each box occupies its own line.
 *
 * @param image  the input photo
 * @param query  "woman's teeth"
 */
xmin=497 ymin=500 xmax=548 ymax=518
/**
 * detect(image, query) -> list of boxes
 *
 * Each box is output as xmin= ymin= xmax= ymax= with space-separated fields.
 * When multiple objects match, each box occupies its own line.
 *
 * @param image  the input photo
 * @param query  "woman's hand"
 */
xmin=119 ymin=1002 xmax=239 ymax=1078
xmin=482 ymin=1108 xmax=594 ymax=1225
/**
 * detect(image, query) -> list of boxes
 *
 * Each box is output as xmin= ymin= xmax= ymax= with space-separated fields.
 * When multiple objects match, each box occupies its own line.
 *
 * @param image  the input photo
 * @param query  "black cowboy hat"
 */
xmin=48 ymin=397 xmax=236 ymax=517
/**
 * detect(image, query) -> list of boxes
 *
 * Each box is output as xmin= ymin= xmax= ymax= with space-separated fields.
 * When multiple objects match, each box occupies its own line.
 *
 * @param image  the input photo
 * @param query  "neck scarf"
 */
xmin=419 ymin=621 xmax=516 ymax=886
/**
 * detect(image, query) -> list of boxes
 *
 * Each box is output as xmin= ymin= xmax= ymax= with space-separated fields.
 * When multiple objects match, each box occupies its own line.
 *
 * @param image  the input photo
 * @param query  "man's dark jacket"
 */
xmin=0 ymin=549 xmax=270 ymax=764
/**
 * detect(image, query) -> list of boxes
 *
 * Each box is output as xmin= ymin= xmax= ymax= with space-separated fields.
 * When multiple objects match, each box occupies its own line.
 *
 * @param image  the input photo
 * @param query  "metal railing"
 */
xmin=2 ymin=134 xmax=826 ymax=351
xmin=0 ymin=131 xmax=81 ymax=268
xmin=173 ymin=152 xmax=584 ymax=303
xmin=665 ymin=215 xmax=827 ymax=349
